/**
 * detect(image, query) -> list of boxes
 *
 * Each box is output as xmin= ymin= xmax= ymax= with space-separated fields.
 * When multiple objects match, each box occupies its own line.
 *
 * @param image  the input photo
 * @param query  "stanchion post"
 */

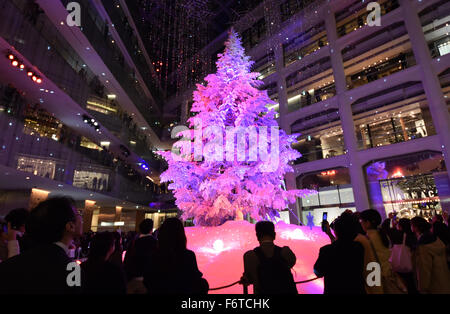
xmin=243 ymin=284 xmax=249 ymax=295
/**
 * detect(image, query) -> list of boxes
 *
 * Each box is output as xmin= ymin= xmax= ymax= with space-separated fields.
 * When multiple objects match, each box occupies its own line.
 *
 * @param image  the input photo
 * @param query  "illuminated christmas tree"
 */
xmin=159 ymin=30 xmax=314 ymax=226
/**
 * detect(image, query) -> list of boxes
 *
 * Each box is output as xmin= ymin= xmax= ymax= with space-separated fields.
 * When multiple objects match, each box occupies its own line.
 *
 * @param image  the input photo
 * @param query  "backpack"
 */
xmin=254 ymin=246 xmax=298 ymax=294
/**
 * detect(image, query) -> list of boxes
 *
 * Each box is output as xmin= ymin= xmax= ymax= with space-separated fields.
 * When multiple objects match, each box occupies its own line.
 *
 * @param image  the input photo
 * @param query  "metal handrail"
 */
xmin=208 ymin=277 xmax=320 ymax=294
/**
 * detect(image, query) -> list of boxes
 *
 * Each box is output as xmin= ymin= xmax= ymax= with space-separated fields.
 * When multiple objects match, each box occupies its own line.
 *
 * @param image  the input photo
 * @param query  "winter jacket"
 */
xmin=413 ymin=233 xmax=450 ymax=294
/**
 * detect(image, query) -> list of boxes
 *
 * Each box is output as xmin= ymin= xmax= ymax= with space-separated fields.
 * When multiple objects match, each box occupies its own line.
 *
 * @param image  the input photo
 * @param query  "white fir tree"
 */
xmin=159 ymin=30 xmax=314 ymax=226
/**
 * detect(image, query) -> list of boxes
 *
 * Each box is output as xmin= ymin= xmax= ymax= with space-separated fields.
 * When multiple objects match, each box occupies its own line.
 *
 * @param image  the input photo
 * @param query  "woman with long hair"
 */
xmin=81 ymin=232 xmax=127 ymax=294
xmin=143 ymin=218 xmax=208 ymax=294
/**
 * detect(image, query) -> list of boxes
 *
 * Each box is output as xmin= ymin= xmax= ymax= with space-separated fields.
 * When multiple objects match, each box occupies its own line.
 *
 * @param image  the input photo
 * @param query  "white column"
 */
xmin=274 ymin=44 xmax=290 ymax=132
xmin=325 ymin=7 xmax=371 ymax=212
xmin=400 ymin=0 xmax=450 ymax=180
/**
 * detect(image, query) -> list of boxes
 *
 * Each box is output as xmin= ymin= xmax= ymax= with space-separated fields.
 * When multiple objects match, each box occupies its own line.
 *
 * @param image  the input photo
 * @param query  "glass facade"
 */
xmin=292 ymin=125 xmax=344 ymax=164
xmin=298 ymin=168 xmax=356 ymax=226
xmin=365 ymin=152 xmax=450 ymax=219
xmin=355 ymin=102 xmax=436 ymax=150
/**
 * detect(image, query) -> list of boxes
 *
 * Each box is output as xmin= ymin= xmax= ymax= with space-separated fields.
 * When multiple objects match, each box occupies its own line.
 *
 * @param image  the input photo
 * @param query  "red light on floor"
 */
xmin=11 ymin=60 xmax=19 ymax=67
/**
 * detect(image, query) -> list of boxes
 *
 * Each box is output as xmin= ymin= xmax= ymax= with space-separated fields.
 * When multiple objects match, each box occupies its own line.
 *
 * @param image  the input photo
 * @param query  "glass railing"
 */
xmin=287 ymin=83 xmax=336 ymax=112
xmin=0 ymin=91 xmax=160 ymax=203
xmin=59 ymin=0 xmax=163 ymax=137
xmin=0 ymin=0 xmax=89 ymax=106
xmin=100 ymin=0 xmax=164 ymax=104
xmin=346 ymin=51 xmax=416 ymax=90
xmin=280 ymin=0 xmax=318 ymax=22
xmin=292 ymin=136 xmax=345 ymax=164
xmin=256 ymin=63 xmax=276 ymax=80
xmin=286 ymin=58 xmax=332 ymax=88
xmin=336 ymin=0 xmax=399 ymax=38
xmin=284 ymin=35 xmax=329 ymax=67
xmin=429 ymin=36 xmax=450 ymax=59
xmin=355 ymin=111 xmax=436 ymax=150
xmin=0 ymin=0 xmax=157 ymax=156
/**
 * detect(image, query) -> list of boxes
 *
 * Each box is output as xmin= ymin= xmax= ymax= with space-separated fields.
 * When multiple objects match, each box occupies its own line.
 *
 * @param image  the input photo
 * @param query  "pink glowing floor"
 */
xmin=185 ymin=220 xmax=329 ymax=294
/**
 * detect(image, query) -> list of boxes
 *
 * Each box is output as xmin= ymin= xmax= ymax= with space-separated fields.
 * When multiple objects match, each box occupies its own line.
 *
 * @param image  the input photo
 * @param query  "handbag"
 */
xmin=390 ymin=233 xmax=413 ymax=273
xmin=368 ymin=235 xmax=407 ymax=294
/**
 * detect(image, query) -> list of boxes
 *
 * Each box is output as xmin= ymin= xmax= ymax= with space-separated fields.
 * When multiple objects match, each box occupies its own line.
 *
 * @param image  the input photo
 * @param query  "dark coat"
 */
xmin=0 ymin=244 xmax=80 ymax=294
xmin=81 ymin=260 xmax=127 ymax=294
xmin=143 ymin=249 xmax=208 ymax=294
xmin=314 ymin=240 xmax=366 ymax=294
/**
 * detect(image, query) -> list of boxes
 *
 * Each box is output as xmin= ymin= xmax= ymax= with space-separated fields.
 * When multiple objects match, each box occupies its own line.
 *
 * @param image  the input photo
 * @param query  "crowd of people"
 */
xmin=315 ymin=209 xmax=450 ymax=294
xmin=1 ymin=197 xmax=450 ymax=294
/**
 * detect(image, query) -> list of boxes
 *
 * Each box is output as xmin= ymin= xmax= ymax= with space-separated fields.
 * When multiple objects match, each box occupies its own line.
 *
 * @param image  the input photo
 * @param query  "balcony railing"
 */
xmin=0 ymin=88 xmax=162 ymax=204
xmin=59 ymin=0 xmax=163 ymax=137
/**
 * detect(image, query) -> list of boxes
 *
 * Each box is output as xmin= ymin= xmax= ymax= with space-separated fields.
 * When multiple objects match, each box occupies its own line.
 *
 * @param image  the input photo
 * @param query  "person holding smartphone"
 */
xmin=4 ymin=208 xmax=29 ymax=259
xmin=321 ymin=212 xmax=336 ymax=243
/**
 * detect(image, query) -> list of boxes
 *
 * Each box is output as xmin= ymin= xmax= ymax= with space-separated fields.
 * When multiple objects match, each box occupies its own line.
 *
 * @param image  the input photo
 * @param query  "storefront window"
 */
xmin=80 ymin=136 xmax=103 ymax=151
xmin=22 ymin=104 xmax=62 ymax=141
xmin=73 ymin=170 xmax=110 ymax=191
xmin=355 ymin=102 xmax=435 ymax=150
xmin=365 ymin=151 xmax=449 ymax=219
xmin=292 ymin=126 xmax=345 ymax=164
xmin=346 ymin=51 xmax=416 ymax=90
xmin=287 ymin=83 xmax=336 ymax=112
xmin=336 ymin=0 xmax=399 ymax=38
xmin=16 ymin=156 xmax=56 ymax=179
xmin=298 ymin=168 xmax=356 ymax=226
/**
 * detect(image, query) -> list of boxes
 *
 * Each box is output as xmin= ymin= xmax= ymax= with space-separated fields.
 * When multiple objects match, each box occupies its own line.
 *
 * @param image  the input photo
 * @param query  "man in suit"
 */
xmin=0 ymin=197 xmax=83 ymax=294
xmin=124 ymin=219 xmax=157 ymax=293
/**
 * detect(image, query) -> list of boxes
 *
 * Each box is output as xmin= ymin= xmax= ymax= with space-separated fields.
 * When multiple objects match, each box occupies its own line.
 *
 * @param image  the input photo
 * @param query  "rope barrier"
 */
xmin=208 ymin=277 xmax=320 ymax=292
xmin=295 ymin=277 xmax=320 ymax=284
xmin=209 ymin=281 xmax=241 ymax=291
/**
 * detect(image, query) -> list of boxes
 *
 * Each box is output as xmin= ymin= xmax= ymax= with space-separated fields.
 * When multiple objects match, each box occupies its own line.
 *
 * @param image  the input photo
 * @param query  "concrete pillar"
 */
xmin=325 ymin=6 xmax=371 ymax=212
xmin=114 ymin=206 xmax=122 ymax=230
xmin=0 ymin=190 xmax=32 ymax=216
xmin=181 ymin=100 xmax=189 ymax=125
xmin=274 ymin=43 xmax=290 ymax=132
xmin=135 ymin=210 xmax=145 ymax=232
xmin=83 ymin=200 xmax=96 ymax=233
xmin=63 ymin=148 xmax=76 ymax=185
xmin=399 ymin=0 xmax=450 ymax=181
xmin=285 ymin=172 xmax=302 ymax=225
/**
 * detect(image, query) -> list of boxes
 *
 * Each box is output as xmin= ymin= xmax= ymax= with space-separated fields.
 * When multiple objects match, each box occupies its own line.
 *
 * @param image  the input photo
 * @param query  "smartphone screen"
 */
xmin=321 ymin=212 xmax=328 ymax=232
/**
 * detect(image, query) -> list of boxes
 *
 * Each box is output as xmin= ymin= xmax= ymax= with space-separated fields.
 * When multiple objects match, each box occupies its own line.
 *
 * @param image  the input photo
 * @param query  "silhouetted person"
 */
xmin=143 ymin=218 xmax=208 ymax=294
xmin=81 ymin=232 xmax=126 ymax=294
xmin=0 ymin=197 xmax=82 ymax=294
xmin=391 ymin=218 xmax=418 ymax=294
xmin=314 ymin=212 xmax=366 ymax=294
xmin=242 ymin=221 xmax=297 ymax=294
xmin=109 ymin=231 xmax=124 ymax=269
xmin=124 ymin=219 xmax=157 ymax=282
xmin=4 ymin=208 xmax=29 ymax=258
xmin=412 ymin=217 xmax=450 ymax=294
